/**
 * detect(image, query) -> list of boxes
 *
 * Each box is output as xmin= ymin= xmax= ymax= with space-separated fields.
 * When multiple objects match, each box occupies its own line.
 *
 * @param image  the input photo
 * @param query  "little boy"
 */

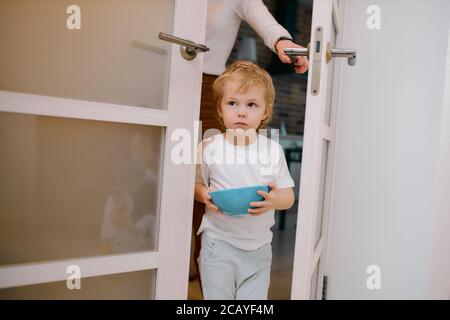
xmin=194 ymin=61 xmax=295 ymax=300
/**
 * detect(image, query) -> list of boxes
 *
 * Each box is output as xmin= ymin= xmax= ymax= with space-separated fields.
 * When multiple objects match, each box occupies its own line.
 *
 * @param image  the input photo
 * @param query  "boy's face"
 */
xmin=218 ymin=78 xmax=269 ymax=133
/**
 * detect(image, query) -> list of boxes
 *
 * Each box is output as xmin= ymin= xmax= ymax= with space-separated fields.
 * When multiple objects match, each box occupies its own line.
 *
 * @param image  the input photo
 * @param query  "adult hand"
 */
xmin=276 ymin=39 xmax=309 ymax=74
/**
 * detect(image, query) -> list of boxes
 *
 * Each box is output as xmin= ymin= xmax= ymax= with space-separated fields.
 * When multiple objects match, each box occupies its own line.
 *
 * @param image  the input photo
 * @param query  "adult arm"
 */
xmin=237 ymin=0 xmax=309 ymax=73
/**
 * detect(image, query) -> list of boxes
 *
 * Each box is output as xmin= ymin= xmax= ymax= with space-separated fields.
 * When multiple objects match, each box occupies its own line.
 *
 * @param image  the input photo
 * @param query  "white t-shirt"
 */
xmin=196 ymin=133 xmax=295 ymax=250
xmin=204 ymin=0 xmax=291 ymax=75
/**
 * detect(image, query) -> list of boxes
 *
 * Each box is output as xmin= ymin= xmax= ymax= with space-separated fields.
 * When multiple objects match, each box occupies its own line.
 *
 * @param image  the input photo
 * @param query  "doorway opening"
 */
xmin=188 ymin=0 xmax=313 ymax=300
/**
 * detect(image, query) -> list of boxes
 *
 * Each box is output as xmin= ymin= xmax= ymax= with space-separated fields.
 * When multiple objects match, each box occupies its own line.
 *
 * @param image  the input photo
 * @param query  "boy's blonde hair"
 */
xmin=212 ymin=60 xmax=275 ymax=130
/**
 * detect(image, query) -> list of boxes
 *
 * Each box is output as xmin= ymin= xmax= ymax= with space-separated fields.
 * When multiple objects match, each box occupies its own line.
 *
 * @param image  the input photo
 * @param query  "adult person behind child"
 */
xmin=191 ymin=0 xmax=309 ymax=286
xmin=199 ymin=0 xmax=309 ymax=133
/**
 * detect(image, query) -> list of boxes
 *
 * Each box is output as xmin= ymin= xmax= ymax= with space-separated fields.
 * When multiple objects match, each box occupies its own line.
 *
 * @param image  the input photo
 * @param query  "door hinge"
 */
xmin=322 ymin=275 xmax=328 ymax=300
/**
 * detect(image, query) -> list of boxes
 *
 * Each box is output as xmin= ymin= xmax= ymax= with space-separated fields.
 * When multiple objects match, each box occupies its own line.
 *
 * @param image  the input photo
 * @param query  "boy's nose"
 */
xmin=237 ymin=106 xmax=247 ymax=117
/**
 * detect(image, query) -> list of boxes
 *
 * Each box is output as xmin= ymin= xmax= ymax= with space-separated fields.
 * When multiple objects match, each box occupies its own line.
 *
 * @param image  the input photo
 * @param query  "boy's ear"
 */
xmin=262 ymin=108 xmax=270 ymax=121
xmin=217 ymin=104 xmax=223 ymax=117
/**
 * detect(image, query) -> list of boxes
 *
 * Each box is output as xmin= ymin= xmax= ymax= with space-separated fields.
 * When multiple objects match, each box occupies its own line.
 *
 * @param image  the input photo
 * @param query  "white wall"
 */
xmin=326 ymin=0 xmax=450 ymax=299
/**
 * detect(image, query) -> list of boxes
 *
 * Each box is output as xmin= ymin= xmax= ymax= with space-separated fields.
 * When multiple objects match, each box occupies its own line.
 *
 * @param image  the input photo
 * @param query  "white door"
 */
xmin=0 ymin=0 xmax=206 ymax=299
xmin=291 ymin=0 xmax=354 ymax=299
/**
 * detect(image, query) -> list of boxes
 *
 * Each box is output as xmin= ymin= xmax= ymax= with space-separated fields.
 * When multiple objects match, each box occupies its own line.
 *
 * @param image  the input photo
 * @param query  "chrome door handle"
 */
xmin=158 ymin=32 xmax=209 ymax=61
xmin=283 ymin=45 xmax=309 ymax=58
xmin=284 ymin=43 xmax=357 ymax=66
xmin=328 ymin=46 xmax=357 ymax=66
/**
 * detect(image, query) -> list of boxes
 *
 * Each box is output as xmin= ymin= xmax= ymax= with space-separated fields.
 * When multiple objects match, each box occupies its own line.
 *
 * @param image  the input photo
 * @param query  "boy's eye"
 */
xmin=248 ymin=102 xmax=257 ymax=108
xmin=227 ymin=101 xmax=236 ymax=106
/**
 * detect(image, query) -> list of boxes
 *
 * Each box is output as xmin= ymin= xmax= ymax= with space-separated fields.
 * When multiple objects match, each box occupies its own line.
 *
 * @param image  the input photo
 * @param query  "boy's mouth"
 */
xmin=234 ymin=122 xmax=248 ymax=126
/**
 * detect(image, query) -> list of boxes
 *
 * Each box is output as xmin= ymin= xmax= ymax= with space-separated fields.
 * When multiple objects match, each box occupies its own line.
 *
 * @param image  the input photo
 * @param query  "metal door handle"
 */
xmin=284 ymin=43 xmax=357 ymax=66
xmin=283 ymin=45 xmax=309 ymax=58
xmin=158 ymin=32 xmax=209 ymax=61
xmin=328 ymin=47 xmax=357 ymax=66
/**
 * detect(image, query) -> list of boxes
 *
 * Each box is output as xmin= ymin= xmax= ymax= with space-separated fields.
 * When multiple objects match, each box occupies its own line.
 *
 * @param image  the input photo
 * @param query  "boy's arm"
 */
xmin=194 ymin=183 xmax=208 ymax=203
xmin=247 ymin=143 xmax=297 ymax=214
xmin=272 ymin=186 xmax=295 ymax=210
xmin=195 ymin=182 xmax=221 ymax=213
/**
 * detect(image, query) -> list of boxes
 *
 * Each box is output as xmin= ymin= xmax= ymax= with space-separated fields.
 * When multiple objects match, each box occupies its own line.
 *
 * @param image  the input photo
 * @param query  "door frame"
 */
xmin=0 ymin=0 xmax=207 ymax=299
xmin=427 ymin=22 xmax=450 ymax=299
xmin=291 ymin=0 xmax=346 ymax=299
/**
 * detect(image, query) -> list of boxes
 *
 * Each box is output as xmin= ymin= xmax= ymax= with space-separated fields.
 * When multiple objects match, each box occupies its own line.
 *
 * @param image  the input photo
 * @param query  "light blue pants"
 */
xmin=199 ymin=233 xmax=272 ymax=300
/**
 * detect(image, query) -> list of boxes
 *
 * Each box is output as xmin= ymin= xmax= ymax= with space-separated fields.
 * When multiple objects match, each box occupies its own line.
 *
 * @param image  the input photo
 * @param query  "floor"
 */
xmin=188 ymin=202 xmax=299 ymax=300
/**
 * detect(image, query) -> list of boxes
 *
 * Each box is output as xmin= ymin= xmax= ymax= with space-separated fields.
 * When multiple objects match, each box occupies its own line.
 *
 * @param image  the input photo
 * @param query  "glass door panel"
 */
xmin=0 ymin=269 xmax=156 ymax=299
xmin=0 ymin=111 xmax=163 ymax=265
xmin=0 ymin=0 xmax=173 ymax=109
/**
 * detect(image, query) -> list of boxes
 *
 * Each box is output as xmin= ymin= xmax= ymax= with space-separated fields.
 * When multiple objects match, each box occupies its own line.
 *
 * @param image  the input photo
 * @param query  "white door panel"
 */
xmin=0 ymin=0 xmax=206 ymax=299
xmin=291 ymin=0 xmax=350 ymax=299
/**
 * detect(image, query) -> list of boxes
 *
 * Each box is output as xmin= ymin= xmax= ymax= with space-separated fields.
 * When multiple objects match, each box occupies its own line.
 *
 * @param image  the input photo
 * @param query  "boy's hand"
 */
xmin=201 ymin=187 xmax=222 ymax=214
xmin=248 ymin=182 xmax=278 ymax=215
xmin=195 ymin=183 xmax=223 ymax=214
xmin=248 ymin=182 xmax=294 ymax=215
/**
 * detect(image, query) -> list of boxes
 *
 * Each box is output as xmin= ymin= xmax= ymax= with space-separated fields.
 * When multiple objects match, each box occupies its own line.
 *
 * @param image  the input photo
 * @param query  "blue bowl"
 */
xmin=209 ymin=185 xmax=270 ymax=216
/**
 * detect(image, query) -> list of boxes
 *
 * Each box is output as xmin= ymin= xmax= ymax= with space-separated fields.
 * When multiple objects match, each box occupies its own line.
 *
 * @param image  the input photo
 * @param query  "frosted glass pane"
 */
xmin=0 ymin=0 xmax=173 ymax=109
xmin=0 ymin=270 xmax=156 ymax=299
xmin=0 ymin=111 xmax=163 ymax=265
